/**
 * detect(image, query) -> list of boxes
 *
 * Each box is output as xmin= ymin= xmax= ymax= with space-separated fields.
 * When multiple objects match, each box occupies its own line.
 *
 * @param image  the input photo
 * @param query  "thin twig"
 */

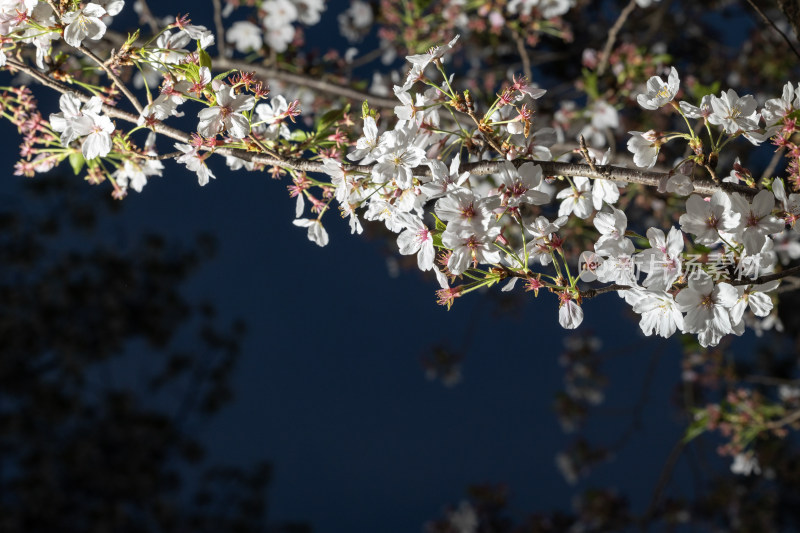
xmin=98 ymin=28 xmax=399 ymax=109
xmin=345 ymin=46 xmax=386 ymax=70
xmin=762 ymin=146 xmax=785 ymax=179
xmin=136 ymin=150 xmax=184 ymax=160
xmin=211 ymin=0 xmax=228 ymax=59
xmin=212 ymin=57 xmax=399 ymax=109
xmin=729 ymin=264 xmax=800 ymax=286
xmin=701 ymin=161 xmax=720 ymax=184
xmin=578 ymin=134 xmax=599 ymax=173
xmin=745 ymin=0 xmax=800 ymax=62
xmin=765 ymin=407 xmax=800 ymax=430
xmin=134 ymin=0 xmax=160 ymax=35
xmin=597 ymin=0 xmax=638 ymax=77
xmin=79 ymin=45 xmax=144 ymax=115
xmin=580 ymin=284 xmax=630 ymax=299
xmin=513 ymin=32 xmax=532 ymax=82
xmin=742 ymin=375 xmax=800 ymax=387
xmin=641 ymin=439 xmax=686 ymax=525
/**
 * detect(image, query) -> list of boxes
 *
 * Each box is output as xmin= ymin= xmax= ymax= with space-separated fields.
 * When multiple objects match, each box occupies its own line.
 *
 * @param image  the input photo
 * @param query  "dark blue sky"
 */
xmin=105 ymin=161 xmax=692 ymax=531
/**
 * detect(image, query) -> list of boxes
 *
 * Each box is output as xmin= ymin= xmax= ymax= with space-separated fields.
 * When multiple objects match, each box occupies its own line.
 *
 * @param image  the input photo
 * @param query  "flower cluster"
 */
xmin=2 ymin=1 xmax=800 ymax=358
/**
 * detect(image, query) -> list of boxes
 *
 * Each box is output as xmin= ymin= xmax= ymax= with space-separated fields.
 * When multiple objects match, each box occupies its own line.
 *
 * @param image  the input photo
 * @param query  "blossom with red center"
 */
xmin=197 ymin=83 xmax=255 ymax=138
xmin=397 ymin=214 xmax=435 ymax=271
xmin=524 ymin=275 xmax=543 ymax=296
xmin=436 ymin=287 xmax=462 ymax=310
xmin=172 ymin=13 xmax=191 ymax=29
xmin=557 ymin=292 xmax=584 ymax=329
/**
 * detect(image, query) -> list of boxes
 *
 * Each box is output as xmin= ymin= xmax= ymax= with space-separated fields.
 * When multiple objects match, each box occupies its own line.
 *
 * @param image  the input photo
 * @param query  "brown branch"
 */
xmin=746 ymin=0 xmax=800 ymax=62
xmin=78 ymin=45 xmax=144 ymax=115
xmin=642 ymin=439 xmax=686 ymax=525
xmin=777 ymin=0 xmax=800 ymax=41
xmin=4 ymin=58 xmax=764 ymax=199
xmin=742 ymin=375 xmax=800 ymax=387
xmin=134 ymin=0 xmax=160 ymax=35
xmin=580 ymin=284 xmax=630 ymax=299
xmin=765 ymin=407 xmax=800 ymax=430
xmin=729 ymin=264 xmax=800 ymax=286
xmin=512 ymin=32 xmax=532 ymax=82
xmin=211 ymin=0 xmax=228 ymax=59
xmin=762 ymin=146 xmax=785 ymax=180
xmin=135 ymin=150 xmax=185 ymax=160
xmin=597 ymin=0 xmax=638 ymax=77
xmin=212 ymin=57 xmax=399 ymax=109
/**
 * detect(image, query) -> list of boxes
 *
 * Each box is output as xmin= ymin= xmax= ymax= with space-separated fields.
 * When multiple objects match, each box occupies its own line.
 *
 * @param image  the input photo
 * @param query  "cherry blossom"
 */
xmin=637 ymin=227 xmax=684 ymax=290
xmin=62 ymin=3 xmax=107 ymax=47
xmin=730 ymin=190 xmax=784 ymax=254
xmin=707 ymin=89 xmax=759 ymax=134
xmin=624 ymin=288 xmax=684 ymax=338
xmin=226 ymin=21 xmax=263 ymax=53
xmin=627 ymin=130 xmax=660 ymax=168
xmin=197 ymin=83 xmax=255 ymax=138
xmin=396 ymin=214 xmax=435 ymax=271
xmin=675 ymin=272 xmax=738 ymax=348
xmin=49 ymin=92 xmax=98 ymax=145
xmin=174 ymin=143 xmax=215 ymax=186
xmin=293 ymin=218 xmax=329 ymax=247
xmin=556 ymin=176 xmax=593 ymax=219
xmin=636 ymin=67 xmax=680 ymax=111
xmin=679 ymin=191 xmax=740 ymax=245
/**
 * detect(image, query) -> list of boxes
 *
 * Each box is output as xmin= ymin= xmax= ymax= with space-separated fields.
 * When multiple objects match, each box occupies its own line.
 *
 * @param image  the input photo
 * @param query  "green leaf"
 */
xmin=290 ymin=130 xmax=309 ymax=142
xmin=126 ymin=29 xmax=140 ymax=46
xmin=692 ymin=81 xmax=721 ymax=100
xmin=315 ymin=107 xmax=346 ymax=134
xmin=432 ymin=230 xmax=443 ymax=248
xmin=433 ymin=213 xmax=447 ymax=232
xmin=69 ymin=152 xmax=85 ymax=175
xmin=198 ymin=46 xmax=212 ymax=69
xmin=213 ymin=69 xmax=238 ymax=81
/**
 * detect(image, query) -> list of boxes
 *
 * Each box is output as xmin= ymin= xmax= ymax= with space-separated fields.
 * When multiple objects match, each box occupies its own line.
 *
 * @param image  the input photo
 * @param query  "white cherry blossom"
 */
xmin=442 ymin=221 xmax=502 ymax=275
xmin=498 ymin=161 xmax=549 ymax=208
xmin=174 ymin=143 xmax=215 ymax=186
xmin=293 ymin=218 xmax=329 ymax=247
xmin=675 ymin=272 xmax=738 ymax=347
xmin=558 ymin=294 xmax=583 ymax=329
xmin=49 ymin=92 xmax=98 ymax=145
xmin=197 ymin=83 xmax=255 ymax=138
xmin=638 ymin=227 xmax=683 ymax=290
xmin=772 ymin=178 xmax=800 ymax=232
xmin=226 ymin=21 xmax=263 ymax=53
xmin=707 ymin=89 xmax=759 ymax=134
xmin=396 ymin=214 xmax=435 ymax=271
xmin=679 ymin=191 xmax=740 ymax=245
xmin=637 ymin=66 xmax=680 ymax=110
xmin=557 ymin=176 xmax=593 ymax=218
xmin=730 ymin=190 xmax=784 ymax=254
xmin=594 ymin=207 xmax=634 ymax=257
xmin=627 ymin=130 xmax=660 ymax=168
xmin=624 ymin=287 xmax=684 ymax=338
xmin=62 ymin=3 xmax=107 ymax=47
xmin=82 ymin=114 xmax=115 ymax=160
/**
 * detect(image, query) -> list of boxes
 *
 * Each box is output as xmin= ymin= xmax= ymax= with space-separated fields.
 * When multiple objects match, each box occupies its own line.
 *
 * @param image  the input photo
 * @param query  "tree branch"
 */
xmin=211 ymin=0 xmax=228 ymax=60
xmin=78 ymin=45 xmax=145 ymax=115
xmin=212 ymin=57 xmax=399 ymax=109
xmin=747 ymin=0 xmax=800 ymax=61
xmin=729 ymin=264 xmax=800 ymax=286
xmin=5 ymin=58 xmax=763 ymax=199
xmin=597 ymin=0 xmax=638 ymax=77
xmin=512 ymin=32 xmax=532 ymax=82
